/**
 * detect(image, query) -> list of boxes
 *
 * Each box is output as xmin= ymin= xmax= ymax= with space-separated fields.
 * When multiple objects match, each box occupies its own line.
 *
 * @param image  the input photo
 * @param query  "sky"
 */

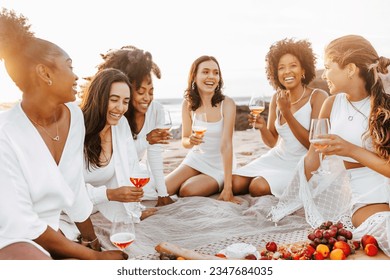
xmin=0 ymin=0 xmax=389 ymax=102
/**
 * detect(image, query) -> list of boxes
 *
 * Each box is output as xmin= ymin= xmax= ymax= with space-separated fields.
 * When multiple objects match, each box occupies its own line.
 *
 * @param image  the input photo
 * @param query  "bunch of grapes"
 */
xmin=307 ymin=221 xmax=353 ymax=250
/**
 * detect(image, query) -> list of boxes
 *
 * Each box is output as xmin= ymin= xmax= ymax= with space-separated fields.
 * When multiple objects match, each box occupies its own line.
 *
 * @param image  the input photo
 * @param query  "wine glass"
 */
xmin=192 ymin=112 xmax=207 ymax=153
xmin=110 ymin=214 xmax=135 ymax=253
xmin=249 ymin=95 xmax=266 ymax=131
xmin=309 ymin=118 xmax=331 ymax=175
xmin=130 ymin=160 xmax=151 ymax=212
xmin=156 ymin=109 xmax=173 ymax=152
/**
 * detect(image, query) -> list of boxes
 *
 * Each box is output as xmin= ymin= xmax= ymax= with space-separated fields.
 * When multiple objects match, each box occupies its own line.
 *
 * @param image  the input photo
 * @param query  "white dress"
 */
xmin=0 ymin=102 xmax=92 ymax=252
xmin=133 ymin=100 xmax=169 ymax=199
xmin=181 ymin=101 xmax=236 ymax=189
xmin=233 ymin=91 xmax=315 ymax=197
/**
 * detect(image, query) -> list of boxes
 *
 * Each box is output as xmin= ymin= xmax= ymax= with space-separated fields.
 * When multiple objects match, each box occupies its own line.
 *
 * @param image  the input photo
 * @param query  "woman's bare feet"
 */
xmin=141 ymin=208 xmax=158 ymax=220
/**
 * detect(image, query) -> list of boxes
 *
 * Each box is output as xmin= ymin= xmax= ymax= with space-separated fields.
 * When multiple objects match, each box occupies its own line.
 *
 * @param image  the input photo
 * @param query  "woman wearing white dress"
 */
xmin=165 ymin=55 xmax=240 ymax=203
xmin=232 ymin=38 xmax=328 ymax=198
xmin=0 ymin=9 xmax=126 ymax=260
xmin=95 ymin=46 xmax=174 ymax=207
xmin=79 ymin=68 xmax=155 ymax=224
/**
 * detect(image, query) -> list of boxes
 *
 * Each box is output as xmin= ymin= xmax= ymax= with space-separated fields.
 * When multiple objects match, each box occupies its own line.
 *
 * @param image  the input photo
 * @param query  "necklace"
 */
xmin=290 ymin=86 xmax=306 ymax=105
xmin=346 ymin=96 xmax=369 ymax=121
xmin=27 ymin=113 xmax=60 ymax=141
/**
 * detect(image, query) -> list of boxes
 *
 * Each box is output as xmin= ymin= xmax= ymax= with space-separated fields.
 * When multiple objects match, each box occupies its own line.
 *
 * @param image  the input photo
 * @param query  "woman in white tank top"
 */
xmin=165 ymin=56 xmax=240 ymax=203
xmin=232 ymin=38 xmax=328 ymax=198
xmin=303 ymin=35 xmax=390 ymax=255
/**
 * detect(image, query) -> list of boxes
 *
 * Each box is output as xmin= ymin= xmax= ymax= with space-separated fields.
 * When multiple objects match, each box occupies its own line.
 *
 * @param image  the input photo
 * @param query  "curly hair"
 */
xmin=80 ymin=68 xmax=131 ymax=170
xmin=265 ymin=38 xmax=317 ymax=90
xmin=95 ymin=45 xmax=161 ymax=138
xmin=184 ymin=55 xmax=225 ymax=111
xmin=325 ymin=35 xmax=390 ymax=161
xmin=0 ymin=8 xmax=63 ymax=93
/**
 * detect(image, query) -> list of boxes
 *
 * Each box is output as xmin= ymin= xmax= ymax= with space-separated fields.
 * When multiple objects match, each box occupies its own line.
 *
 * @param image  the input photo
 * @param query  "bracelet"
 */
xmin=78 ymin=236 xmax=98 ymax=245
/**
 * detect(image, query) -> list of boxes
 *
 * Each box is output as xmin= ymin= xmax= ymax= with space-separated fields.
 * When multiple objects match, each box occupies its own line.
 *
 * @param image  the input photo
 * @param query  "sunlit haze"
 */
xmin=0 ymin=0 xmax=389 ymax=102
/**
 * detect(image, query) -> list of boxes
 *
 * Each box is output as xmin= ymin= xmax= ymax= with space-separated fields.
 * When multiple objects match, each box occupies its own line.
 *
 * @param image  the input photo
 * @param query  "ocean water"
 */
xmin=0 ymin=95 xmax=271 ymax=128
xmin=156 ymin=95 xmax=271 ymax=128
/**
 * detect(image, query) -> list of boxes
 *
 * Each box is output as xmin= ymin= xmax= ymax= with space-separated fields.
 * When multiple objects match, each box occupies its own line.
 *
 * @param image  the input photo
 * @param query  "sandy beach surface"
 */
xmin=162 ymin=129 xmax=269 ymax=175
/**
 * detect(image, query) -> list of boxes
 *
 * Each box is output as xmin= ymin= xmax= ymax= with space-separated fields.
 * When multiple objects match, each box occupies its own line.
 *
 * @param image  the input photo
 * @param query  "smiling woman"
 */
xmin=0 ymin=8 xmax=126 ymax=260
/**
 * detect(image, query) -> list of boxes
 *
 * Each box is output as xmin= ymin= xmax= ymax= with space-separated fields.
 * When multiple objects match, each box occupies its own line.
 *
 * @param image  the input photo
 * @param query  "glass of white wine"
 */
xmin=309 ymin=118 xmax=331 ymax=175
xmin=248 ymin=95 xmax=266 ymax=131
xmin=192 ymin=112 xmax=207 ymax=153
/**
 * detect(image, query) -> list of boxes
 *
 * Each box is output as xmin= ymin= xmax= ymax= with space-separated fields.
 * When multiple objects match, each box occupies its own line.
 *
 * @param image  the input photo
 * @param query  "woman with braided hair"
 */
xmin=0 ymin=9 xmax=126 ymax=260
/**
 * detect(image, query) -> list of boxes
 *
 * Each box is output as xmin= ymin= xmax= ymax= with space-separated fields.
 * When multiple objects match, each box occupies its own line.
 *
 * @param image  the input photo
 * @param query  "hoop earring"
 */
xmin=48 ymin=80 xmax=53 ymax=86
xmin=191 ymin=82 xmax=196 ymax=90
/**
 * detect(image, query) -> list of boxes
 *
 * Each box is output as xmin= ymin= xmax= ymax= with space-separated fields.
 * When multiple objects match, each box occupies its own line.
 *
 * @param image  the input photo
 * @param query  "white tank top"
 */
xmin=330 ymin=93 xmax=371 ymax=163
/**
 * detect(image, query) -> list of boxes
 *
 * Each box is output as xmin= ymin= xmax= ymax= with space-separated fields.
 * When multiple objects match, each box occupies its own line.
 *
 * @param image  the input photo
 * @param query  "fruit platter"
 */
xmin=155 ymin=221 xmax=389 ymax=260
xmin=259 ymin=221 xmax=387 ymax=260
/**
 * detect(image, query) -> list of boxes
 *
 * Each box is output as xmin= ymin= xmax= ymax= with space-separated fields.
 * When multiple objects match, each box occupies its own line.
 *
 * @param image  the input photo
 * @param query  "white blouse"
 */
xmin=0 ymin=102 xmax=92 ymax=250
xmin=84 ymin=117 xmax=142 ymax=222
xmin=133 ymin=100 xmax=169 ymax=198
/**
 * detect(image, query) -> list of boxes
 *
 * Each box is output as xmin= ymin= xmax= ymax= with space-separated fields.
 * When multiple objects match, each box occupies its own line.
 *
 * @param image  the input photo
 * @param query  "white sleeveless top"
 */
xmin=330 ymin=93 xmax=371 ymax=163
xmin=182 ymin=101 xmax=237 ymax=189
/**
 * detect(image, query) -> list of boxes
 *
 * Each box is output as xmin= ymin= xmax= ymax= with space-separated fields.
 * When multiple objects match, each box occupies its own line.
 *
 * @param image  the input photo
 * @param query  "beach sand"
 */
xmin=162 ymin=129 xmax=269 ymax=175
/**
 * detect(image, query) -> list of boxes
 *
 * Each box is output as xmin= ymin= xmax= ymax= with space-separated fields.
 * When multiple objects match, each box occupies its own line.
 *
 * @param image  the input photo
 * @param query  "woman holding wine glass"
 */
xmin=94 ymin=45 xmax=174 ymax=207
xmin=271 ymin=36 xmax=390 ymax=256
xmin=305 ymin=35 xmax=390 ymax=227
xmin=77 ymin=68 xmax=156 ymax=227
xmin=232 ymin=38 xmax=328 ymax=198
xmin=165 ymin=55 xmax=240 ymax=203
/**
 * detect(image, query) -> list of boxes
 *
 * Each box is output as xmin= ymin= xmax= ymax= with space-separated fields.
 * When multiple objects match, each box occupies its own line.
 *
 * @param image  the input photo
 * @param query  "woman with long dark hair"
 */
xmin=165 ymin=55 xmax=240 ymax=203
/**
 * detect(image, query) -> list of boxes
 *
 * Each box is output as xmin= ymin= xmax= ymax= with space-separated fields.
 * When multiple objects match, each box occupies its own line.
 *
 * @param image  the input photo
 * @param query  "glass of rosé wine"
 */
xmin=110 ymin=214 xmax=135 ymax=253
xmin=192 ymin=112 xmax=207 ymax=153
xmin=309 ymin=118 xmax=331 ymax=175
xmin=130 ymin=160 xmax=151 ymax=212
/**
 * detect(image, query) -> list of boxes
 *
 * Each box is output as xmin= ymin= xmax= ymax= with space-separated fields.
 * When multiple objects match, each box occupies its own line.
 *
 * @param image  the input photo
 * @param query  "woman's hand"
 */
xmin=107 ymin=186 xmax=143 ymax=202
xmin=316 ymin=134 xmax=352 ymax=157
xmin=218 ymin=189 xmax=241 ymax=204
xmin=155 ymin=196 xmax=175 ymax=207
xmin=247 ymin=113 xmax=266 ymax=130
xmin=276 ymin=89 xmax=291 ymax=114
xmin=146 ymin=128 xmax=172 ymax=145
xmin=188 ymin=132 xmax=204 ymax=146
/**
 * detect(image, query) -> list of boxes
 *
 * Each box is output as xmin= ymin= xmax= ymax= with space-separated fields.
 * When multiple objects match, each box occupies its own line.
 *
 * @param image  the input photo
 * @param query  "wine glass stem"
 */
xmin=318 ymin=153 xmax=323 ymax=171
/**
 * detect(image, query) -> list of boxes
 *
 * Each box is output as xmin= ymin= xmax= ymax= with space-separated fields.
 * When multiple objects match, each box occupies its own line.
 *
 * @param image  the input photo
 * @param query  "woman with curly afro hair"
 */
xmin=232 ymin=38 xmax=328 ymax=198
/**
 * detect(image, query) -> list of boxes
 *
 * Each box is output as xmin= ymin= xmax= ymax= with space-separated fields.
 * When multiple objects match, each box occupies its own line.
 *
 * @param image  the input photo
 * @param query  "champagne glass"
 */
xmin=249 ymin=95 xmax=266 ymax=131
xmin=192 ymin=112 xmax=207 ymax=153
xmin=309 ymin=118 xmax=331 ymax=175
xmin=130 ymin=160 xmax=151 ymax=212
xmin=110 ymin=214 xmax=135 ymax=253
xmin=156 ymin=109 xmax=173 ymax=152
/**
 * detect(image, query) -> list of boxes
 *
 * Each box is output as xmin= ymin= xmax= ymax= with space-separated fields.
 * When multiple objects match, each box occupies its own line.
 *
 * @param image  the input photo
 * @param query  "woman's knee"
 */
xmin=232 ymin=175 xmax=251 ymax=195
xmin=248 ymin=177 xmax=271 ymax=197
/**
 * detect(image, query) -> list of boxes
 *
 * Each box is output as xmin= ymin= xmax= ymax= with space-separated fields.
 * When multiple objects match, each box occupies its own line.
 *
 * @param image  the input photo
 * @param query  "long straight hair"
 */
xmin=80 ymin=68 xmax=131 ymax=169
